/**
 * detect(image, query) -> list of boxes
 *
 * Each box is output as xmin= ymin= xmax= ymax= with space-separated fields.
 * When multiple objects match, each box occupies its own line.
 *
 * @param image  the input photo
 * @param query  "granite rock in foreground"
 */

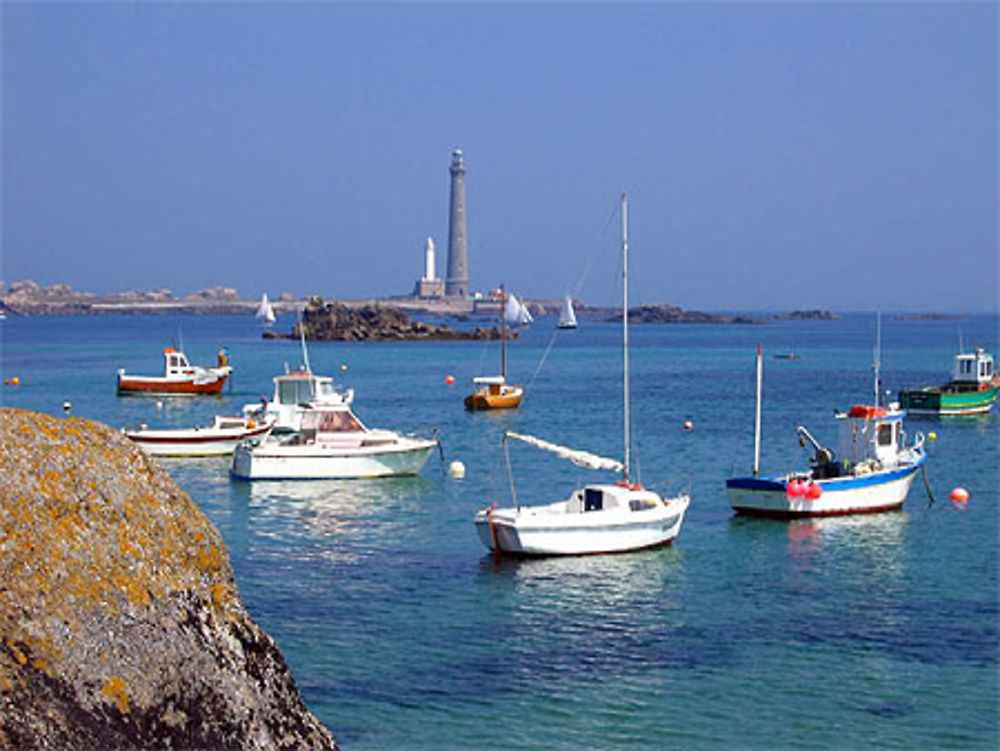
xmin=0 ymin=408 xmax=337 ymax=750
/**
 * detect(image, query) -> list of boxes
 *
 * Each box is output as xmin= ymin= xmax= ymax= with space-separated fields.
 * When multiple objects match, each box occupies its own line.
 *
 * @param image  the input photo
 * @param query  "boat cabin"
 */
xmin=565 ymin=484 xmax=663 ymax=514
xmin=472 ymin=375 xmax=506 ymax=396
xmin=162 ymin=348 xmax=194 ymax=376
xmin=289 ymin=405 xmax=368 ymax=447
xmin=272 ymin=371 xmax=351 ymax=407
xmin=835 ymin=404 xmax=905 ymax=469
xmin=952 ymin=348 xmax=994 ymax=385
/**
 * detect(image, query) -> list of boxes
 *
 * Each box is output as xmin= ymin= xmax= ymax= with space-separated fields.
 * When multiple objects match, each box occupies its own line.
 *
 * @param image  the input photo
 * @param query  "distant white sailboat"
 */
xmin=256 ymin=293 xmax=276 ymax=325
xmin=504 ymin=292 xmax=533 ymax=326
xmin=557 ymin=294 xmax=577 ymax=329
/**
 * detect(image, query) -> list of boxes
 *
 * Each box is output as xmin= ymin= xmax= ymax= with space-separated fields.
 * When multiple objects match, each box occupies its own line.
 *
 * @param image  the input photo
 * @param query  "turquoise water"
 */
xmin=2 ymin=313 xmax=997 ymax=749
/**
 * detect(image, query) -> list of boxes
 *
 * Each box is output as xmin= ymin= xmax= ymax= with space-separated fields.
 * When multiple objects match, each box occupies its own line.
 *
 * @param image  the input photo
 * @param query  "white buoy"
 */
xmin=683 ymin=419 xmax=694 ymax=431
xmin=62 ymin=400 xmax=72 ymax=413
xmin=156 ymin=401 xmax=164 ymax=410
xmin=448 ymin=460 xmax=466 ymax=479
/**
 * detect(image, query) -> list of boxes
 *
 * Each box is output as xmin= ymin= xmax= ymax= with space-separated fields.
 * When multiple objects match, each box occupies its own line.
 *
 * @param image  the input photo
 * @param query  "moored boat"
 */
xmin=125 ymin=415 xmax=273 ymax=457
xmin=474 ymin=193 xmax=690 ymax=556
xmin=726 ymin=344 xmax=926 ymax=518
xmin=230 ymin=402 xmax=437 ymax=480
xmin=465 ymin=284 xmax=524 ymax=411
xmin=898 ymin=347 xmax=999 ymax=415
xmin=117 ymin=347 xmax=232 ymax=396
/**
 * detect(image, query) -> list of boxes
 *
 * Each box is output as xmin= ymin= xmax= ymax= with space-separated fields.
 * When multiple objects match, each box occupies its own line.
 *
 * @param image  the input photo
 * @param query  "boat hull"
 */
xmin=464 ymin=388 xmax=523 ymax=411
xmin=726 ymin=462 xmax=923 ymax=518
xmin=117 ymin=374 xmax=229 ymax=396
xmin=898 ymin=385 xmax=998 ymax=415
xmin=230 ymin=438 xmax=436 ymax=480
xmin=125 ymin=423 xmax=271 ymax=457
xmin=474 ymin=496 xmax=689 ymax=556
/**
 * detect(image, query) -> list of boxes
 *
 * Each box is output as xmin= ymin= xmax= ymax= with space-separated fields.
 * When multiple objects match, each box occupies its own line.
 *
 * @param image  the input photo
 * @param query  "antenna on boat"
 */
xmin=298 ymin=307 xmax=312 ymax=374
xmin=957 ymin=326 xmax=964 ymax=354
xmin=873 ymin=311 xmax=882 ymax=407
xmin=621 ymin=192 xmax=631 ymax=484
xmin=499 ymin=283 xmax=507 ymax=382
xmin=754 ymin=343 xmax=763 ymax=477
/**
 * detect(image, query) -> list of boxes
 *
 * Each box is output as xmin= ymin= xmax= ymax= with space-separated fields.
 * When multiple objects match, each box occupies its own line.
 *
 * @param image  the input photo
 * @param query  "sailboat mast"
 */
xmin=621 ymin=193 xmax=631 ymax=483
xmin=500 ymin=283 xmax=508 ymax=381
xmin=873 ymin=311 xmax=881 ymax=407
xmin=753 ymin=343 xmax=763 ymax=477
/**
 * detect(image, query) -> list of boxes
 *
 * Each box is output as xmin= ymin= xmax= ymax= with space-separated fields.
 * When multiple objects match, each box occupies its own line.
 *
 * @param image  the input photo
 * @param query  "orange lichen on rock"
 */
xmin=101 ymin=675 xmax=130 ymax=713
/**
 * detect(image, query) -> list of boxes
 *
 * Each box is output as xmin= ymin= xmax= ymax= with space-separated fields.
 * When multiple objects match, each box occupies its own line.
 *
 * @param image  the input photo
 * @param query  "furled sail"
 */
xmin=504 ymin=293 xmax=534 ymax=326
xmin=505 ymin=431 xmax=623 ymax=472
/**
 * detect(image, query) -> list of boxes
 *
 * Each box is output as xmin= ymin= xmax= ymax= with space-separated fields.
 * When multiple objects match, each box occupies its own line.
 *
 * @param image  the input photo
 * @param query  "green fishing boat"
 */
xmin=898 ymin=347 xmax=999 ymax=416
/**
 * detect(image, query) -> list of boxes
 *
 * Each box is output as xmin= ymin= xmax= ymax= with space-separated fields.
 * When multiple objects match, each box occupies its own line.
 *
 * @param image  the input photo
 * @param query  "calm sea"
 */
xmin=2 ymin=312 xmax=997 ymax=749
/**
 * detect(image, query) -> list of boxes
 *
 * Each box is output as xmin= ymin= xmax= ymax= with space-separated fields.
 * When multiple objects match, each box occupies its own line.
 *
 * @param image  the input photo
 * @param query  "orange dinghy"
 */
xmin=464 ymin=376 xmax=524 ymax=411
xmin=117 ymin=347 xmax=232 ymax=396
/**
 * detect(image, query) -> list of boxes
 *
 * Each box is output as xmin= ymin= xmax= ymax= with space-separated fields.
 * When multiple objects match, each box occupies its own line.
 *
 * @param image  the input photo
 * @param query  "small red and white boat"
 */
xmin=125 ymin=415 xmax=272 ymax=457
xmin=117 ymin=347 xmax=232 ymax=396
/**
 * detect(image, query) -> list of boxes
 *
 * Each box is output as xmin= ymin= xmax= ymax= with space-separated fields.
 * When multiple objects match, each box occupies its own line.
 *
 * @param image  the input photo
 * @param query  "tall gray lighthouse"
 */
xmin=444 ymin=149 xmax=469 ymax=298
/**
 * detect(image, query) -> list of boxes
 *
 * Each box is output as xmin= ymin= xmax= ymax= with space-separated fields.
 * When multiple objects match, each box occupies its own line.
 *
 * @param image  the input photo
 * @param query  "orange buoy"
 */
xmin=805 ymin=482 xmax=823 ymax=500
xmin=786 ymin=479 xmax=804 ymax=498
xmin=445 ymin=375 xmax=455 ymax=386
xmin=4 ymin=376 xmax=20 ymax=386
xmin=950 ymin=487 xmax=970 ymax=503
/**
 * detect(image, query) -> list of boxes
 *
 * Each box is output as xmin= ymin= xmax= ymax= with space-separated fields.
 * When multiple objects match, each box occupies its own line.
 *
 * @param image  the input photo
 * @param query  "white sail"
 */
xmin=557 ymin=294 xmax=577 ymax=328
xmin=506 ymin=431 xmax=623 ymax=473
xmin=256 ymin=293 xmax=276 ymax=324
xmin=504 ymin=293 xmax=534 ymax=326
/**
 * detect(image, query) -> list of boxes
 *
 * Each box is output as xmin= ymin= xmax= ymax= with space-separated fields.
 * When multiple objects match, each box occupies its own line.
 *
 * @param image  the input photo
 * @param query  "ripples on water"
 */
xmin=2 ymin=313 xmax=997 ymax=749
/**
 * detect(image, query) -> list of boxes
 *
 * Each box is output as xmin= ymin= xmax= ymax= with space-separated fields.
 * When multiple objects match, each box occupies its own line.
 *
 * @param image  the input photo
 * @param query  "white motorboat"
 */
xmin=557 ymin=293 xmax=577 ymax=329
xmin=231 ymin=402 xmax=437 ymax=480
xmin=125 ymin=415 xmax=273 ymax=457
xmin=474 ymin=194 xmax=691 ymax=556
xmin=726 ymin=342 xmax=926 ymax=517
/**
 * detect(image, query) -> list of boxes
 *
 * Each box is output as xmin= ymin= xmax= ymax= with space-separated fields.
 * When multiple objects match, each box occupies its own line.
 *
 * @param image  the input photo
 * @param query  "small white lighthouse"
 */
xmin=424 ymin=237 xmax=436 ymax=282
xmin=413 ymin=236 xmax=444 ymax=298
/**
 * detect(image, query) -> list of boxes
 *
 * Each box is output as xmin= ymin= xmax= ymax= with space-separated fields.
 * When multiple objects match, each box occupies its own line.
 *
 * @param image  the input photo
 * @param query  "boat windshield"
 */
xmin=301 ymin=409 xmax=363 ymax=433
xmin=278 ymin=378 xmax=315 ymax=405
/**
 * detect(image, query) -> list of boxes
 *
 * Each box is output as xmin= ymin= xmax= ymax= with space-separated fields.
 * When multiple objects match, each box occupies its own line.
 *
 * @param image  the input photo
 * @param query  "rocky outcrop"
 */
xmin=267 ymin=297 xmax=509 ymax=341
xmin=772 ymin=309 xmax=839 ymax=321
xmin=608 ymin=304 xmax=758 ymax=324
xmin=0 ymin=408 xmax=337 ymax=750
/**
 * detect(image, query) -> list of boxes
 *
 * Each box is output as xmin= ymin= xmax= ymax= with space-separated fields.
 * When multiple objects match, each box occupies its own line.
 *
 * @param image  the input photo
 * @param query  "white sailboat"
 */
xmin=255 ymin=293 xmax=276 ymax=325
xmin=557 ymin=293 xmax=577 ymax=329
xmin=474 ymin=193 xmax=690 ymax=556
xmin=504 ymin=292 xmax=534 ymax=326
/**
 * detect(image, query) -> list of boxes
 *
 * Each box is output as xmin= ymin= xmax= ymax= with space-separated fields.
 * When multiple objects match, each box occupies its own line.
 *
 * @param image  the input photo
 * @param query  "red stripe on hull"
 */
xmin=128 ymin=425 xmax=270 ymax=444
xmin=118 ymin=375 xmax=228 ymax=395
xmin=732 ymin=502 xmax=904 ymax=519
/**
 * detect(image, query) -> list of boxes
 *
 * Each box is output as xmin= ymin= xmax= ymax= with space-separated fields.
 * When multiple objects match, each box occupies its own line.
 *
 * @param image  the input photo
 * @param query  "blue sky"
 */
xmin=3 ymin=2 xmax=996 ymax=311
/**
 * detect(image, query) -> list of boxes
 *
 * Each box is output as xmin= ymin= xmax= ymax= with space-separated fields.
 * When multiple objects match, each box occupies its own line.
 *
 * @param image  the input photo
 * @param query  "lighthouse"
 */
xmin=413 ymin=237 xmax=444 ymax=298
xmin=445 ymin=149 xmax=469 ymax=298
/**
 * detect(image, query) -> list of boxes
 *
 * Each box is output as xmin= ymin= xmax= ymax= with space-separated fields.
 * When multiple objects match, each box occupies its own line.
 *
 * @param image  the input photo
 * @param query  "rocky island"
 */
xmin=264 ymin=297 xmax=510 ymax=341
xmin=607 ymin=304 xmax=759 ymax=324
xmin=0 ymin=408 xmax=337 ymax=750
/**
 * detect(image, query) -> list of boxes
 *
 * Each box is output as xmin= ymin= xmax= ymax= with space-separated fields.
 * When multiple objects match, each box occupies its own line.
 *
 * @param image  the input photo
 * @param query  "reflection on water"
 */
xmin=233 ymin=476 xmax=433 ymax=564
